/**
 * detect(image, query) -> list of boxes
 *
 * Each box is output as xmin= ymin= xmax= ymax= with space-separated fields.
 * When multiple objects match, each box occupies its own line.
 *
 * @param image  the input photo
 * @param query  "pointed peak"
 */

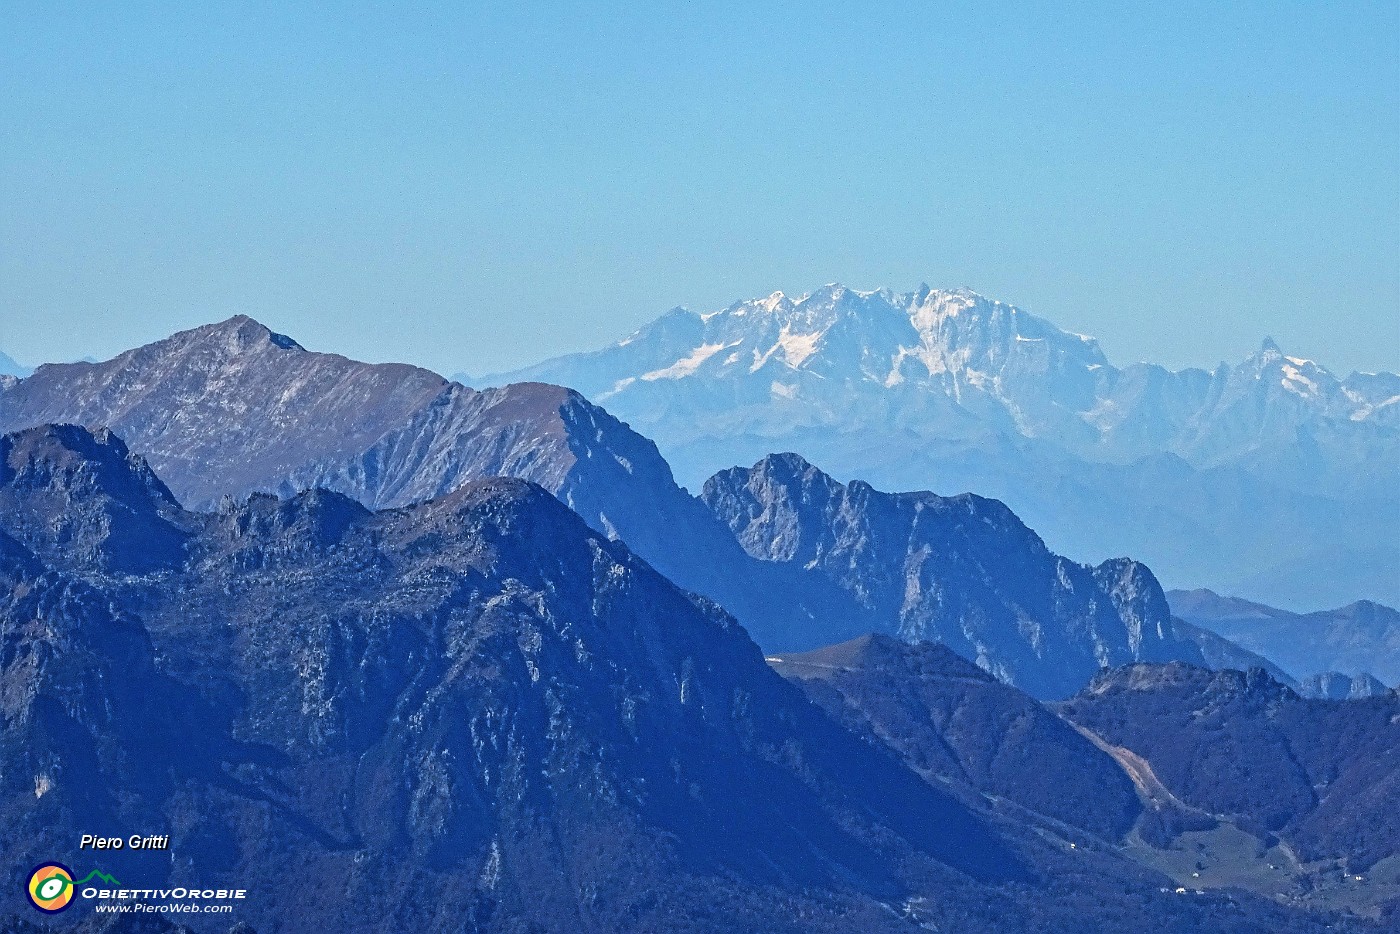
xmin=750 ymin=290 xmax=791 ymax=314
xmin=752 ymin=451 xmax=822 ymax=476
xmin=1259 ymin=336 xmax=1282 ymax=356
xmin=219 ymin=486 xmax=370 ymax=549
xmin=807 ymin=282 xmax=850 ymax=301
xmin=187 ymin=316 xmax=304 ymax=353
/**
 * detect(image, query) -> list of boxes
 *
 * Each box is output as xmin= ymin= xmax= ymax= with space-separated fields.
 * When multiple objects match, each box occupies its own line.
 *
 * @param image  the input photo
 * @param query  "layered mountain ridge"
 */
xmin=0 ymin=318 xmax=1230 ymax=700
xmin=3 ymin=423 xmax=1349 ymax=933
xmin=0 ymin=423 xmax=1010 ymax=932
xmin=0 ymin=317 xmax=767 ymax=636
xmin=488 ymin=284 xmax=1400 ymax=607
xmin=1168 ymin=589 xmax=1400 ymax=685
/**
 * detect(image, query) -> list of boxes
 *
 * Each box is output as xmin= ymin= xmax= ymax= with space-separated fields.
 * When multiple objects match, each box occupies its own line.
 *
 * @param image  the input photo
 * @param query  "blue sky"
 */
xmin=2 ymin=1 xmax=1396 ymax=376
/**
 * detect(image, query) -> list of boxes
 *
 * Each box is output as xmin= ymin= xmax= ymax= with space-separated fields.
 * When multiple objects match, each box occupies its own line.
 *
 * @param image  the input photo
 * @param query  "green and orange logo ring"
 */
xmin=27 ymin=862 xmax=76 ymax=913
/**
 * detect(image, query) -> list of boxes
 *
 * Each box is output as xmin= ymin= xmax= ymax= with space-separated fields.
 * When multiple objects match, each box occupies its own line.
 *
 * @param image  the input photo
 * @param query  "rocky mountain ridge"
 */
xmin=1299 ymin=672 xmax=1392 ymax=700
xmin=701 ymin=452 xmax=1206 ymax=698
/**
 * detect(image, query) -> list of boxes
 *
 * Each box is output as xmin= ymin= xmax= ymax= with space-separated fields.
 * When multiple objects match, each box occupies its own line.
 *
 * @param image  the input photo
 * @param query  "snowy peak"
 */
xmin=594 ymin=283 xmax=1110 ymax=397
xmin=1235 ymin=337 xmax=1339 ymax=398
xmin=492 ymin=281 xmax=1395 ymax=493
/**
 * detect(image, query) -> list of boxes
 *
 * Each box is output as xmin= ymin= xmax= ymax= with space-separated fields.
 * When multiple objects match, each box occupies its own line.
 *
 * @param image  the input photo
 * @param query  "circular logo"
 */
xmin=27 ymin=863 xmax=75 ymax=913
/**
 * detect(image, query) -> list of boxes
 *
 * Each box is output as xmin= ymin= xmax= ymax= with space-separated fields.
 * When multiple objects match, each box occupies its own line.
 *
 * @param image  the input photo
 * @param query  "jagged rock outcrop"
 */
xmin=1298 ymin=671 xmax=1390 ymax=700
xmin=1168 ymin=618 xmax=1298 ymax=688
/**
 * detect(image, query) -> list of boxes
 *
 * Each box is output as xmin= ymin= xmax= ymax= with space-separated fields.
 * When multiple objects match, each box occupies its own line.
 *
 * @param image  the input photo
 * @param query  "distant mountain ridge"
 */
xmin=491 ymin=284 xmax=1395 ymax=485
xmin=487 ymin=284 xmax=1400 ymax=607
xmin=1167 ymin=589 xmax=1400 ymax=685
xmin=0 ymin=350 xmax=27 ymax=378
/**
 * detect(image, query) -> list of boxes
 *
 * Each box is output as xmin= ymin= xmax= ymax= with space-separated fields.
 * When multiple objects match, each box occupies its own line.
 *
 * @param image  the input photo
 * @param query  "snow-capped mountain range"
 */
xmin=488 ymin=284 xmax=1400 ymax=608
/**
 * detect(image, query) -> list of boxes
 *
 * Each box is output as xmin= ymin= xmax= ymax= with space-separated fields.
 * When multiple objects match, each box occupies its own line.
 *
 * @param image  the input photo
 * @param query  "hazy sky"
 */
xmin=2 ymin=2 xmax=1397 ymax=377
